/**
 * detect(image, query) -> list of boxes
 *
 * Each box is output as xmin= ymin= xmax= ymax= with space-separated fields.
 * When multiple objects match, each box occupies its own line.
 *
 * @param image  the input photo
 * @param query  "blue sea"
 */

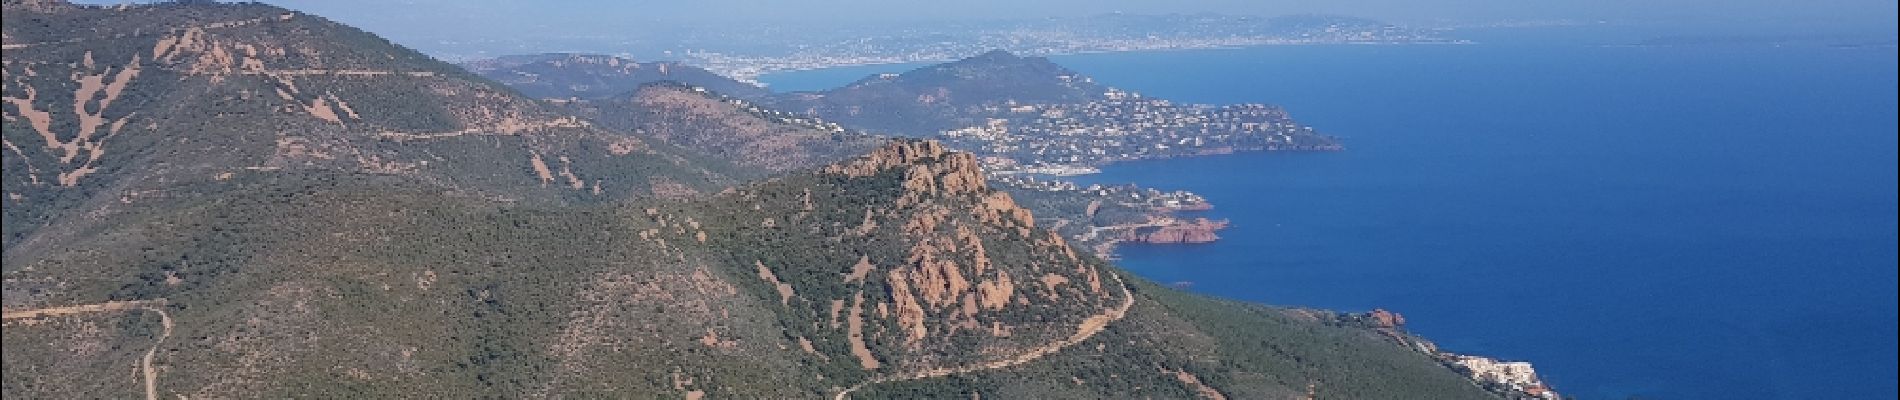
xmin=762 ymin=27 xmax=1899 ymax=399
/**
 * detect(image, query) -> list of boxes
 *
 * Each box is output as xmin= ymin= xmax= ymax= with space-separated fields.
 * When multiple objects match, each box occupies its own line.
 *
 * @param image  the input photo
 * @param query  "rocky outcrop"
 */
xmin=1120 ymin=218 xmax=1227 ymax=244
xmin=1368 ymin=308 xmax=1405 ymax=329
xmin=746 ymin=139 xmax=1126 ymax=379
xmin=825 ymin=140 xmax=955 ymax=178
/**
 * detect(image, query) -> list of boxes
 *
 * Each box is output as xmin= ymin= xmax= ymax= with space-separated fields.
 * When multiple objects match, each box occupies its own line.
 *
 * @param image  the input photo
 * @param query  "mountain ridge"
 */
xmin=463 ymin=53 xmax=770 ymax=100
xmin=768 ymin=49 xmax=1106 ymax=135
xmin=2 ymin=1 xmax=735 ymax=254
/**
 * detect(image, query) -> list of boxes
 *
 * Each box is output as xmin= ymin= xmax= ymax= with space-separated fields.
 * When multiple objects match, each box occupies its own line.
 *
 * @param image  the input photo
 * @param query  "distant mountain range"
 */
xmin=766 ymin=50 xmax=1109 ymax=135
xmin=4 ymin=1 xmax=1550 ymax=399
xmin=463 ymin=53 xmax=769 ymax=100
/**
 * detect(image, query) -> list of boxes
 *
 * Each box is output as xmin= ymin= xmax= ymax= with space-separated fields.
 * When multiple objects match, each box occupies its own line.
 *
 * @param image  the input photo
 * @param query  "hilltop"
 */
xmin=1 ymin=1 xmax=740 ymax=255
xmin=760 ymin=50 xmax=1341 ymax=166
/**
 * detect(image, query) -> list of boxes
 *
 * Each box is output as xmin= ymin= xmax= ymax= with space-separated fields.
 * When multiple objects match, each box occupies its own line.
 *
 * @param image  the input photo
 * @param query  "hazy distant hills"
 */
xmin=463 ymin=53 xmax=770 ymax=100
xmin=5 ymin=1 xmax=1523 ymax=399
xmin=768 ymin=50 xmax=1108 ymax=135
xmin=463 ymin=50 xmax=1106 ymax=136
xmin=463 ymin=50 xmax=1109 ymax=137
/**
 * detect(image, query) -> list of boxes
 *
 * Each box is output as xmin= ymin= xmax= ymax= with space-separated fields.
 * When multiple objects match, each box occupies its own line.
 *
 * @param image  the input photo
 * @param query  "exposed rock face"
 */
xmin=1368 ymin=308 xmax=1406 ymax=329
xmin=721 ymin=139 xmax=1125 ymax=379
xmin=824 ymin=139 xmax=954 ymax=178
xmin=1121 ymin=218 xmax=1227 ymax=244
xmin=1332 ymin=308 xmax=1562 ymax=400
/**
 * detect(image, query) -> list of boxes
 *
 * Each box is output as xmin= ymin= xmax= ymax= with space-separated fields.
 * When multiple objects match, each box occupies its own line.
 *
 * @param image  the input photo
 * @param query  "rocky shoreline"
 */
xmin=1115 ymin=217 xmax=1227 ymax=244
xmin=1336 ymin=309 xmax=1563 ymax=399
xmin=1084 ymin=216 xmax=1230 ymax=259
xmin=1042 ymin=182 xmax=1561 ymax=399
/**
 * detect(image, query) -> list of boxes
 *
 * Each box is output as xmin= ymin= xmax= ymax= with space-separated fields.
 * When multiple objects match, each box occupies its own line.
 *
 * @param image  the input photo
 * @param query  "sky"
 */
xmin=90 ymin=0 xmax=1900 ymax=27
xmin=77 ymin=0 xmax=1899 ymax=59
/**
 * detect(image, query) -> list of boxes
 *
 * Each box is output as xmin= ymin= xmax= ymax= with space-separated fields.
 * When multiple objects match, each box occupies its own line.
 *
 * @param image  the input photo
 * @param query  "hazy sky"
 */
xmin=80 ymin=0 xmax=1899 ymax=57
xmin=244 ymin=0 xmax=1896 ymax=25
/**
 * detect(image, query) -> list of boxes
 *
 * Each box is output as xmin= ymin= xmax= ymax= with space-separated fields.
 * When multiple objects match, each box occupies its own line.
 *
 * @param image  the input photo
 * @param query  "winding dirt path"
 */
xmin=833 ymin=272 xmax=1136 ymax=400
xmin=3 ymin=299 xmax=172 ymax=400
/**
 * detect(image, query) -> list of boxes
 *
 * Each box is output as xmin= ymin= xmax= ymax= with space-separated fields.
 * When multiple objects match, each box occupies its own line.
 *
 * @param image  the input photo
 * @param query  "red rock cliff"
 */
xmin=1121 ymin=218 xmax=1227 ymax=244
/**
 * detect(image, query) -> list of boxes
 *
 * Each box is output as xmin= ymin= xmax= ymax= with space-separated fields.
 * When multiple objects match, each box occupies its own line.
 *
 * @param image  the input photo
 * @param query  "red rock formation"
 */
xmin=1121 ymin=218 xmax=1227 ymax=244
xmin=1368 ymin=308 xmax=1406 ymax=329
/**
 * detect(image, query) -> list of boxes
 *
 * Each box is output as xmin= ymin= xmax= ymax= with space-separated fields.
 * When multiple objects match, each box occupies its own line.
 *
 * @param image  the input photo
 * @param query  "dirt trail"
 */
xmin=376 ymin=118 xmax=591 ymax=142
xmin=1 ymin=299 xmax=163 ymax=319
xmin=833 ymin=272 xmax=1136 ymax=400
xmin=246 ymin=69 xmax=438 ymax=77
xmin=3 ymin=299 xmax=173 ymax=400
xmin=139 ymin=307 xmax=174 ymax=400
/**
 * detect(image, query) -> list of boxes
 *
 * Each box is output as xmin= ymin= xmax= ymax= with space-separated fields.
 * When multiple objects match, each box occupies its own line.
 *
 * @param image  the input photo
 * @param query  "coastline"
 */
xmin=717 ymin=31 xmax=1900 ymax=400
xmin=1062 ymin=144 xmax=1343 ymax=261
xmin=757 ymin=46 xmax=1571 ymax=400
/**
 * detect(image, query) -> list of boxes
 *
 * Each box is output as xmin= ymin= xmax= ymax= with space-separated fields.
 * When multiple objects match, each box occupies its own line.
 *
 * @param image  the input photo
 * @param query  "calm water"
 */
xmin=763 ymin=32 xmax=1899 ymax=399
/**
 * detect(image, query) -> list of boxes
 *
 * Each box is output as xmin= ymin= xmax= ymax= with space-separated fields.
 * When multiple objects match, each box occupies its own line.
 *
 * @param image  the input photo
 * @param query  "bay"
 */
xmin=760 ymin=32 xmax=1900 ymax=399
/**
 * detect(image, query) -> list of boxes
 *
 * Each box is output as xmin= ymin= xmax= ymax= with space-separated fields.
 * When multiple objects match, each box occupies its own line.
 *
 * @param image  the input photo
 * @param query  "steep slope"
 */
xmin=2 ymin=170 xmax=804 ymax=398
xmin=708 ymin=142 xmax=1514 ymax=399
xmin=4 ymin=140 xmax=1509 ymax=399
xmin=857 ymin=282 xmax=1499 ymax=399
xmin=768 ymin=50 xmax=1105 ymax=135
xmin=703 ymin=140 xmax=1130 ymax=377
xmin=2 ymin=1 xmax=729 ymax=254
xmin=463 ymin=53 xmax=769 ymax=100
xmin=551 ymin=82 xmax=882 ymax=177
xmin=0 ymin=141 xmax=1102 ymax=398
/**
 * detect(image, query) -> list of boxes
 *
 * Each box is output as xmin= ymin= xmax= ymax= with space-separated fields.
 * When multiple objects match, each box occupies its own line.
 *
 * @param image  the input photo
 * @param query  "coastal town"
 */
xmin=649 ymin=52 xmax=1335 ymax=259
xmin=992 ymin=175 xmax=1213 ymax=211
xmin=943 ymin=87 xmax=1341 ymax=168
